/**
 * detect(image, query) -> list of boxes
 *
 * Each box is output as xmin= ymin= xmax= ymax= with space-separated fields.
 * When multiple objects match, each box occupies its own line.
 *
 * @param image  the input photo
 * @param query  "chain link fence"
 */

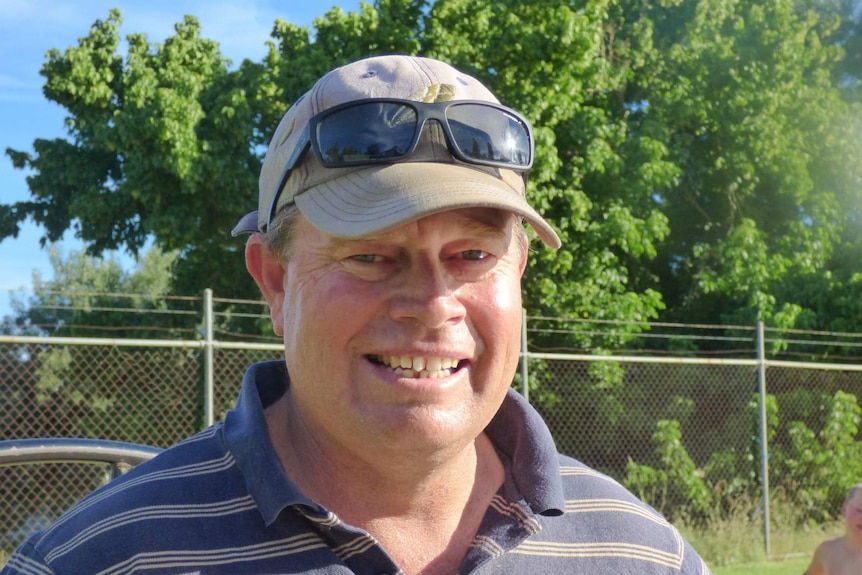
xmin=3 ymin=307 xmax=862 ymax=561
xmin=1 ymin=461 xmax=114 ymax=553
xmin=528 ymin=358 xmax=760 ymax=476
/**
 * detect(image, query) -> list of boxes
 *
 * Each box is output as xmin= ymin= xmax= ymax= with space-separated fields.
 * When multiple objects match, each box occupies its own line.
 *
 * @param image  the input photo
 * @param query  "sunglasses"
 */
xmin=265 ymin=98 xmax=535 ymax=231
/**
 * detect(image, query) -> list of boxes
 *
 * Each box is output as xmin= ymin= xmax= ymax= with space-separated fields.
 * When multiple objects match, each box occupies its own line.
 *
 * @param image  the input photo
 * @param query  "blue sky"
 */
xmin=0 ymin=0 xmax=360 ymax=316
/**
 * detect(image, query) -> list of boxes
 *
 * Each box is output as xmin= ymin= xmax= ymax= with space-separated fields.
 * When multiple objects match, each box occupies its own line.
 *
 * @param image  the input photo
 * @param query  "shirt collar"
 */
xmin=487 ymin=387 xmax=566 ymax=516
xmin=224 ymin=360 xmax=565 ymax=525
xmin=223 ymin=361 xmax=319 ymax=526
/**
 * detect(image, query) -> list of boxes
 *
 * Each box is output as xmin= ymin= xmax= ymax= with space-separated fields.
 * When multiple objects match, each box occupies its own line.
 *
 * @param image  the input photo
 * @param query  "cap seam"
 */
xmin=410 ymin=56 xmax=436 ymax=90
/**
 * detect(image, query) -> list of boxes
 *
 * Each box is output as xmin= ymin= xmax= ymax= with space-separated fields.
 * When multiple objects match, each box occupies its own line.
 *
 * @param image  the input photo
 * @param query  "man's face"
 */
xmin=843 ymin=489 xmax=862 ymax=539
xmin=263 ymin=207 xmax=527 ymax=460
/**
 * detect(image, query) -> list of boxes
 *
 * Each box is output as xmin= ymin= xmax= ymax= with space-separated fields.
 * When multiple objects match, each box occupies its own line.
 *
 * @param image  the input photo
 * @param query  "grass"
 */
xmin=685 ymin=520 xmax=835 ymax=568
xmin=713 ymin=556 xmax=809 ymax=574
xmin=672 ymin=491 xmax=842 ymax=573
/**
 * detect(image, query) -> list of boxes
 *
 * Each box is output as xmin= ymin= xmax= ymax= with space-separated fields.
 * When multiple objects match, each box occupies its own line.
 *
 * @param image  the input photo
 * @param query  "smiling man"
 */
xmin=2 ymin=55 xmax=711 ymax=575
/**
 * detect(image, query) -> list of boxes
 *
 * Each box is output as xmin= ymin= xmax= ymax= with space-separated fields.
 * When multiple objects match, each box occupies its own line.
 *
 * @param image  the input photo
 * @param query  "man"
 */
xmin=2 ymin=55 xmax=711 ymax=574
xmin=804 ymin=485 xmax=862 ymax=575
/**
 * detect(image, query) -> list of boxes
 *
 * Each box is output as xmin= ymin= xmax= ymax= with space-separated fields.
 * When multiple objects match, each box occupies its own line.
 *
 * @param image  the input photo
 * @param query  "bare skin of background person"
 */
xmin=804 ymin=485 xmax=862 ymax=575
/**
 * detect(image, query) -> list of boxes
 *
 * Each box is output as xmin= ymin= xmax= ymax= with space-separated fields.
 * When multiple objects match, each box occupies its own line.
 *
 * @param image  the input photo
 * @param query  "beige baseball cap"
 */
xmin=232 ymin=54 xmax=561 ymax=249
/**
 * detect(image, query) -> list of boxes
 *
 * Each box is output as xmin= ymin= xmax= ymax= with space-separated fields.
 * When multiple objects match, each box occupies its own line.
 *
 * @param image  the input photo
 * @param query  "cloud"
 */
xmin=0 ymin=68 xmax=47 ymax=105
xmin=0 ymin=0 xmax=109 ymax=41
xmin=1 ymin=1 xmax=350 ymax=70
xmin=120 ymin=0 xmax=278 ymax=64
xmin=0 ymin=74 xmax=31 ymax=90
xmin=196 ymin=2 xmax=283 ymax=63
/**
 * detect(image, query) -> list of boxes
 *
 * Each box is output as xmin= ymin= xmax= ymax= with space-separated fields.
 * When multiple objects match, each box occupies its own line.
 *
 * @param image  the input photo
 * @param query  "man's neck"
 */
xmin=351 ymin=433 xmax=505 ymax=574
xmin=265 ymin=394 xmax=505 ymax=574
xmin=844 ymin=532 xmax=862 ymax=552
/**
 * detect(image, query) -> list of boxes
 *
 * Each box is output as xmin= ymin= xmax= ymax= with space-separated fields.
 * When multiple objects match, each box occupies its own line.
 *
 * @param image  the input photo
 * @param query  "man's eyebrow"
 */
xmin=457 ymin=217 xmax=511 ymax=242
xmin=321 ymin=234 xmax=383 ymax=249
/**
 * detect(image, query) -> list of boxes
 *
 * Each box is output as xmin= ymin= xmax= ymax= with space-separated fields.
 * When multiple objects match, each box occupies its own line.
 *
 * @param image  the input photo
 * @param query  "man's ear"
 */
xmin=245 ymin=234 xmax=286 ymax=336
xmin=518 ymin=236 xmax=529 ymax=276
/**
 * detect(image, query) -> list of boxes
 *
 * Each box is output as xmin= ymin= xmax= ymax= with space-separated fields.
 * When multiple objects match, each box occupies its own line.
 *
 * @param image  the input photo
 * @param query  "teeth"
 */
xmin=377 ymin=356 xmax=460 ymax=379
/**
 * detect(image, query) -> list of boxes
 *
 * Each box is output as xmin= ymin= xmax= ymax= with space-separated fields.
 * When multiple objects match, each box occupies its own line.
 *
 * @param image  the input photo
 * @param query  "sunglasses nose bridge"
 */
xmin=411 ymin=116 xmax=455 ymax=155
xmin=416 ymin=115 xmax=445 ymax=134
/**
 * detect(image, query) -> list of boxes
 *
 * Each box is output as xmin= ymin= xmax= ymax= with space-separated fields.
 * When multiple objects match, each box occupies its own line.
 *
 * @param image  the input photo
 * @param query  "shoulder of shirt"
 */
xmin=553 ymin=452 xmax=672 ymax=525
xmin=25 ymin=424 xmax=234 ymax=558
xmin=526 ymin=453 xmax=713 ymax=573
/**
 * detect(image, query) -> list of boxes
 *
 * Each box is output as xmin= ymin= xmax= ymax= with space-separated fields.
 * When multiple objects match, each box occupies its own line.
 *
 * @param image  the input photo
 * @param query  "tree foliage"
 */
xmin=625 ymin=389 xmax=862 ymax=526
xmin=7 ymin=246 xmax=180 ymax=339
xmin=620 ymin=0 xmax=862 ymax=336
xmin=3 ymin=0 xmax=861 ymax=347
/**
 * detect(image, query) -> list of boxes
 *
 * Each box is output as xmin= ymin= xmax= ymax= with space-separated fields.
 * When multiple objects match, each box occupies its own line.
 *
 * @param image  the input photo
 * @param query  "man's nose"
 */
xmin=387 ymin=257 xmax=466 ymax=329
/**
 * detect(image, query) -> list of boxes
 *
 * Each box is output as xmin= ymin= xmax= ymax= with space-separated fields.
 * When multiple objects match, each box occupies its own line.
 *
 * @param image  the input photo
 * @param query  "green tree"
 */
xmin=3 ymin=9 xmax=259 ymax=307
xmin=625 ymin=419 xmax=713 ymax=522
xmin=609 ymin=0 xmax=862 ymax=341
xmin=2 ymin=2 xmax=431 ymax=322
xmin=3 ymin=1 xmax=668 ymax=343
xmin=11 ymin=245 xmax=180 ymax=339
xmin=3 ymin=0 xmax=861 ymax=346
xmin=426 ymin=0 xmax=670 ymax=347
xmin=1 ymin=246 xmax=202 ymax=447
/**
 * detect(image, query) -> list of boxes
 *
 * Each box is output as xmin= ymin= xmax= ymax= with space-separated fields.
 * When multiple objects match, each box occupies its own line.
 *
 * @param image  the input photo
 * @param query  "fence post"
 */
xmin=757 ymin=320 xmax=771 ymax=557
xmin=203 ymin=289 xmax=215 ymax=428
xmin=521 ymin=309 xmax=529 ymax=401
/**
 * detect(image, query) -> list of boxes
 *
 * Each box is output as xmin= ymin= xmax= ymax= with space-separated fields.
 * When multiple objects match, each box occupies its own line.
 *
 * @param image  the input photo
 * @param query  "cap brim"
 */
xmin=231 ymin=210 xmax=260 ymax=236
xmin=293 ymin=163 xmax=561 ymax=249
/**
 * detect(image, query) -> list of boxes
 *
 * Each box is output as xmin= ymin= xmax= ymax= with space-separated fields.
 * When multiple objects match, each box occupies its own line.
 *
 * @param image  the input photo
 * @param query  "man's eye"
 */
xmin=461 ymin=249 xmax=489 ymax=261
xmin=351 ymin=254 xmax=381 ymax=263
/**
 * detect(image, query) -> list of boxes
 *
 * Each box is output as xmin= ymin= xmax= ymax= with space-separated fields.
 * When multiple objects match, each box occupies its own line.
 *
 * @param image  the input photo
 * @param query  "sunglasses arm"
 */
xmin=265 ymin=129 xmax=312 ymax=231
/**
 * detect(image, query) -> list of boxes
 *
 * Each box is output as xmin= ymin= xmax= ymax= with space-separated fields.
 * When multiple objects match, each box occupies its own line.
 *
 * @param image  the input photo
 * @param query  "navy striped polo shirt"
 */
xmin=2 ymin=360 xmax=711 ymax=574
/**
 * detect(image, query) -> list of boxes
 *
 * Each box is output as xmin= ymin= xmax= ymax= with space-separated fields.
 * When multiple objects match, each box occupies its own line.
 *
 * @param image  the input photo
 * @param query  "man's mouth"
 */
xmin=371 ymin=355 xmax=462 ymax=379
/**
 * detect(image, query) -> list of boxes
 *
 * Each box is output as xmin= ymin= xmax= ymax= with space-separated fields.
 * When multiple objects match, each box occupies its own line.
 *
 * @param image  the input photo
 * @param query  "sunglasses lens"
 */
xmin=446 ymin=104 xmax=531 ymax=167
xmin=317 ymin=103 xmax=418 ymax=165
xmin=314 ymin=101 xmax=532 ymax=169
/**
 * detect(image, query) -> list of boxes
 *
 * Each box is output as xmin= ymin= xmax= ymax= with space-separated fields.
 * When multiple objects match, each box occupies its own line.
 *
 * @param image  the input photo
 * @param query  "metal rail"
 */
xmin=0 ymin=438 xmax=162 ymax=479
